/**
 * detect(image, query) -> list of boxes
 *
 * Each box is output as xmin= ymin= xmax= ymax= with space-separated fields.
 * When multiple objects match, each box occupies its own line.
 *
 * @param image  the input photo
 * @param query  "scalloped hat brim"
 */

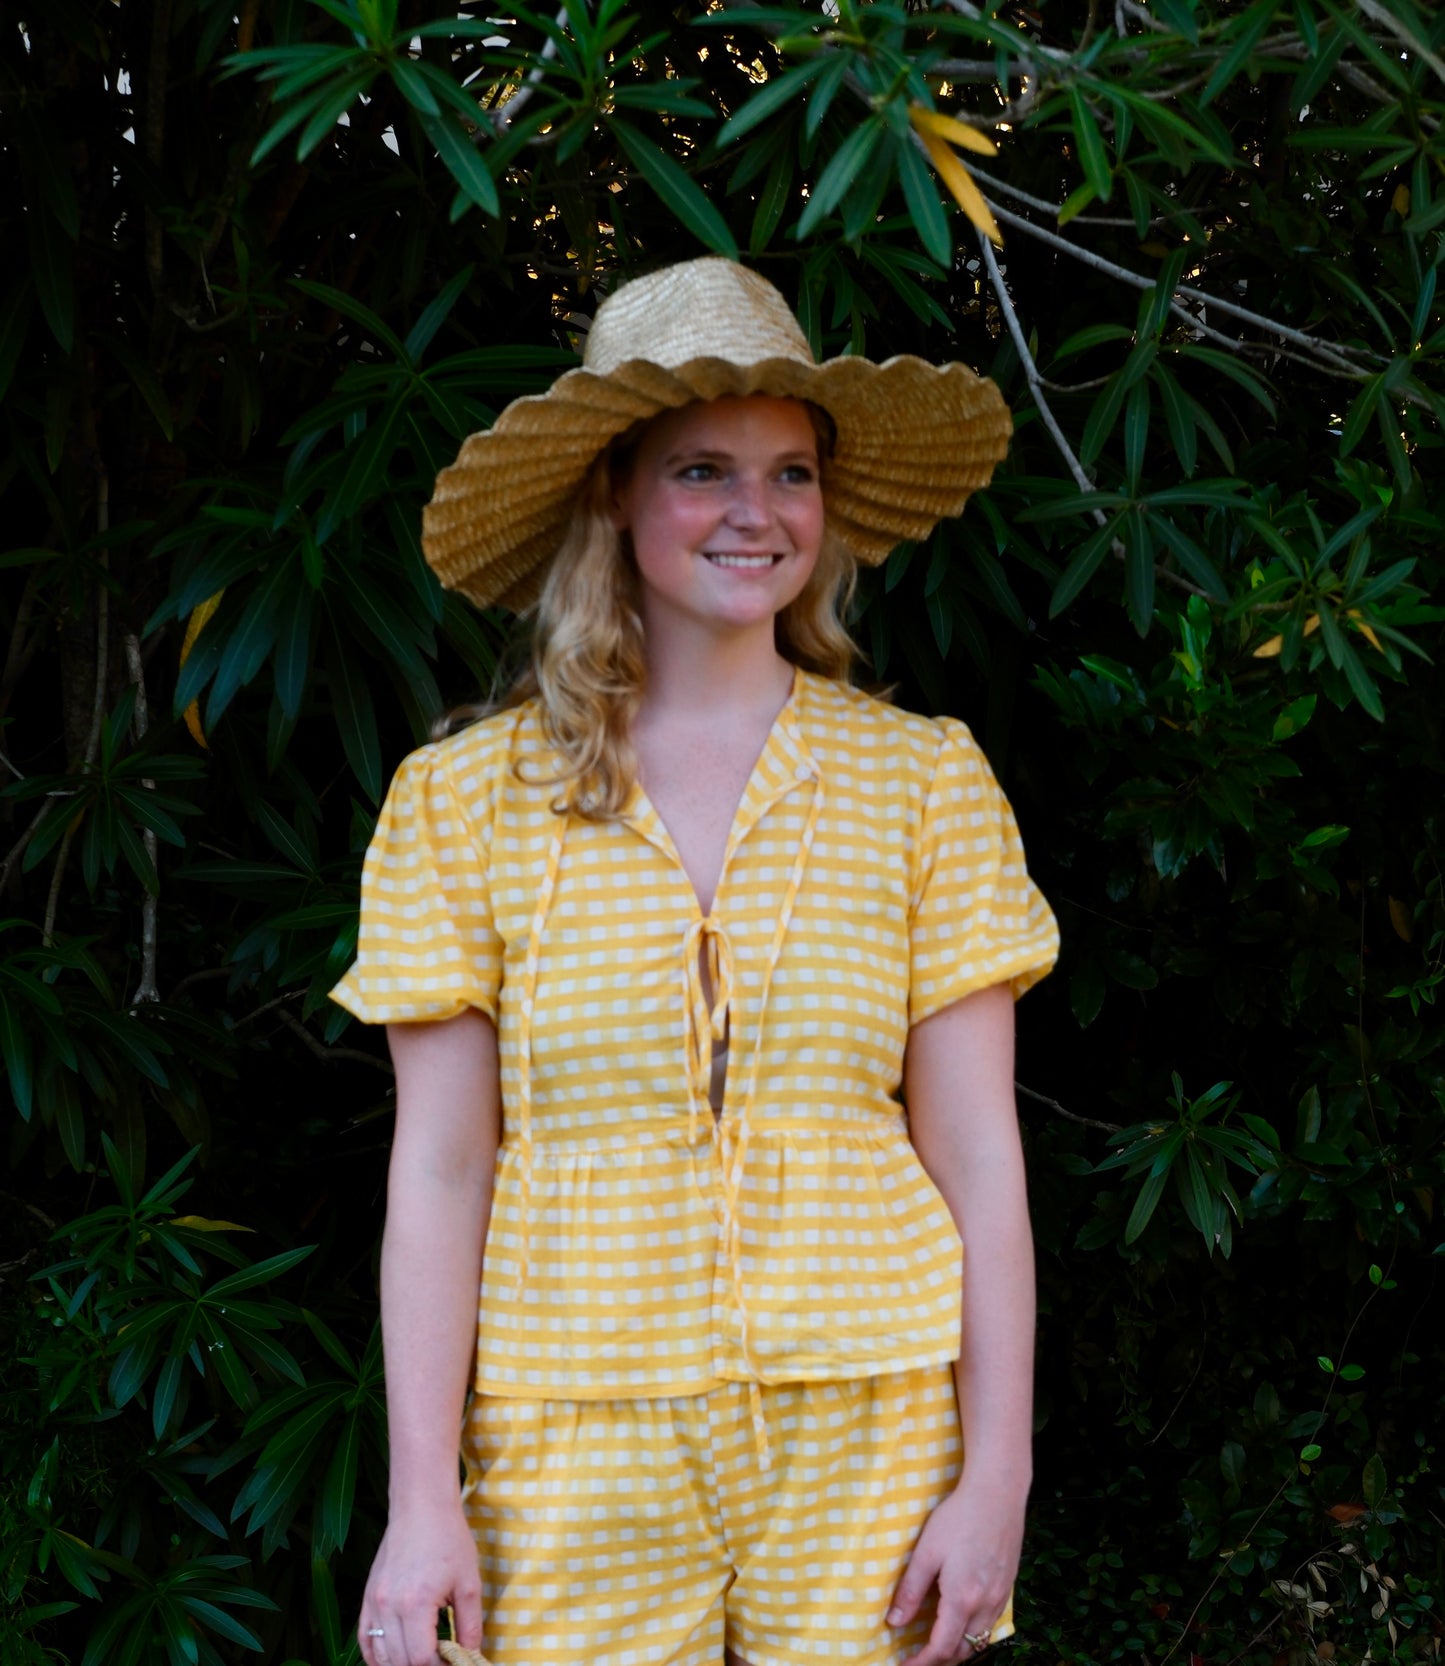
xmin=422 ymin=351 xmax=1012 ymax=613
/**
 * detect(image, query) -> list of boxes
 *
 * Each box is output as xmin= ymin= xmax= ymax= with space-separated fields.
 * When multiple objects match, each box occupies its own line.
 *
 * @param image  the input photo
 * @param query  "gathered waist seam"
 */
xmin=496 ymin=1116 xmax=909 ymax=1155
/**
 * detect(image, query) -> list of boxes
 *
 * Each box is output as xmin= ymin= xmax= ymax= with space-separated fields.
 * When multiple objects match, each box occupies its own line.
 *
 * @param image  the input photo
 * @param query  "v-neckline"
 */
xmin=623 ymin=668 xmax=817 ymax=918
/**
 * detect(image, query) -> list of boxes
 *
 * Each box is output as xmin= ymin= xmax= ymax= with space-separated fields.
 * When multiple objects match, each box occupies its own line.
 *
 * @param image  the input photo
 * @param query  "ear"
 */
xmin=606 ymin=476 xmax=631 ymax=533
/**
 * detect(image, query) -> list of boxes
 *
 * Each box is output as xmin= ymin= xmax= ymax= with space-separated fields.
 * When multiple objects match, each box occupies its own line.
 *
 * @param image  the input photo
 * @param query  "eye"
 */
xmin=677 ymin=462 xmax=720 ymax=482
xmin=779 ymin=462 xmax=818 ymax=484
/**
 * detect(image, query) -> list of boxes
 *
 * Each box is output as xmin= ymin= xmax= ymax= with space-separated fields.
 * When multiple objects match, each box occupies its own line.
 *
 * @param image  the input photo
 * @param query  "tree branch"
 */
xmin=276 ymin=1008 xmax=394 ymax=1074
xmin=45 ymin=470 xmax=109 ymax=946
xmin=124 ymin=632 xmax=160 ymax=1004
xmin=984 ymin=196 xmax=1381 ymax=380
xmin=1015 ymin=1081 xmax=1122 ymax=1133
xmin=978 ymin=229 xmax=1216 ymax=602
xmin=491 ymin=5 xmax=568 ymax=133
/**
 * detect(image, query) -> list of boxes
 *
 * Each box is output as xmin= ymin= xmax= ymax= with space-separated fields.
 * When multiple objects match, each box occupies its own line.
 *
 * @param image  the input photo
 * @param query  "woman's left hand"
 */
xmin=885 ymin=1475 xmax=1026 ymax=1664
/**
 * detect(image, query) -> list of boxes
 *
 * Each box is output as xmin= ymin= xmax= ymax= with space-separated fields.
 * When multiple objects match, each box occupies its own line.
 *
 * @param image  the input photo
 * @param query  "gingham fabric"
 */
xmin=460 ymin=1368 xmax=1013 ymax=1666
xmin=331 ymin=671 xmax=1057 ymax=1398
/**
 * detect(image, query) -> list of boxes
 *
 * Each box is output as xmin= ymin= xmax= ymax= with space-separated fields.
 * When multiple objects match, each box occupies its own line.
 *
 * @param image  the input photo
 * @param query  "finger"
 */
xmin=359 ymin=1614 xmax=391 ymax=1666
xmin=395 ymin=1609 xmax=438 ymax=1666
xmin=903 ymin=1597 xmax=967 ymax=1666
xmin=452 ymin=1579 xmax=485 ymax=1650
xmin=887 ymin=1540 xmax=945 ymax=1627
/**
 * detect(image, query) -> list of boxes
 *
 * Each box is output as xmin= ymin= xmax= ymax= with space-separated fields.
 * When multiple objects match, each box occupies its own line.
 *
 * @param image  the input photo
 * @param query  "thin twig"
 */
xmin=985 ymin=198 xmax=1379 ymax=380
xmin=1015 ymin=1081 xmax=1122 ymax=1133
xmin=491 ymin=4 xmax=568 ymax=133
xmin=167 ymin=966 xmax=238 ymax=1001
xmin=124 ymin=633 xmax=160 ymax=1004
xmin=1157 ymin=1280 xmax=1388 ymax=1665
xmin=45 ymin=470 xmax=110 ymax=946
xmin=232 ymin=991 xmax=303 ymax=1029
xmin=0 ymin=1189 xmax=58 ymax=1232
xmin=977 ymin=229 xmax=1216 ymax=601
xmin=1144 ymin=1318 xmax=1209 ymax=1446
xmin=276 ymin=1008 xmax=394 ymax=1074
xmin=0 ymin=802 xmax=51 ymax=896
xmin=978 ymin=232 xmax=1098 ymax=497
xmin=1353 ymin=0 xmax=1445 ymax=89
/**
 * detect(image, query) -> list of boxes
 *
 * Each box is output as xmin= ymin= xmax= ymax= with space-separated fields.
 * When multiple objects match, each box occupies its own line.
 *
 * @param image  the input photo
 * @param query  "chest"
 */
xmin=633 ymin=727 xmax=773 ymax=917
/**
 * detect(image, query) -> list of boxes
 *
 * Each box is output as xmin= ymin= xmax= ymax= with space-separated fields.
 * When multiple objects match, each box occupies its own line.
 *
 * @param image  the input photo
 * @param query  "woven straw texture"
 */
xmin=437 ymin=1644 xmax=490 ymax=1666
xmin=421 ymin=259 xmax=1012 ymax=611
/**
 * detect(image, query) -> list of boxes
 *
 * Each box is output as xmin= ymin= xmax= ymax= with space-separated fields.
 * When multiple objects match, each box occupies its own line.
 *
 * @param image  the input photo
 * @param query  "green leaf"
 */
xmin=206 ymin=1244 xmax=315 ymax=1300
xmin=1201 ymin=0 xmax=1278 ymax=106
xmin=389 ymin=55 xmax=441 ymax=118
xmin=1080 ymin=372 xmax=1128 ymax=468
xmin=897 ymin=139 xmax=950 ymax=268
xmin=1124 ymin=1166 xmax=1168 ymax=1244
xmin=323 ymin=615 xmax=383 ymax=802
xmin=804 ymin=52 xmax=851 ymax=141
xmin=1176 ymin=345 xmax=1277 ymax=418
xmin=423 ymin=113 xmax=500 ymax=217
xmin=1053 ymin=323 xmax=1132 ymax=361
xmin=796 ymin=117 xmax=884 ymax=238
xmin=0 ymin=281 xmax=32 ymax=404
xmin=1362 ymin=1452 xmax=1387 ymax=1509
xmin=317 ymin=1412 xmax=362 ymax=1552
xmin=1122 ymin=511 xmax=1155 ymax=634
xmin=1069 ymin=88 xmax=1112 ymax=202
xmin=611 ymin=82 xmax=713 ymax=118
xmin=296 ymin=68 xmax=378 ymax=162
xmin=292 ymin=279 xmax=409 ymax=362
xmin=749 ymin=148 xmax=795 ymax=255
xmin=610 ymin=121 xmax=738 ymax=257
xmin=27 ymin=203 xmax=75 ymax=353
xmin=717 ymin=55 xmax=827 ymax=146
xmin=1123 ymin=382 xmax=1150 ymax=490
xmin=1049 ymin=519 xmax=1117 ymax=617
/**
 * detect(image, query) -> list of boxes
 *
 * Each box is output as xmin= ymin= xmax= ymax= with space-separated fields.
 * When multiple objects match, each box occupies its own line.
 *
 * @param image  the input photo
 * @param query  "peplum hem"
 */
xmin=472 ymin=1117 xmax=965 ymax=1398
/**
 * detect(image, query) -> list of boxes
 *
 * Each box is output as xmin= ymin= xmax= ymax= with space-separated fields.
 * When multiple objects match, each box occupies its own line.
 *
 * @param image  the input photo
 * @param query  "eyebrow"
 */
xmin=662 ymin=447 xmax=818 ymax=466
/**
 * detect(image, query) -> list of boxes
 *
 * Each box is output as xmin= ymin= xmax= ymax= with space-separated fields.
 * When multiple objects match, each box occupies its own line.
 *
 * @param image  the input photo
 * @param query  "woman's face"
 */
xmin=609 ymin=395 xmax=825 ymax=646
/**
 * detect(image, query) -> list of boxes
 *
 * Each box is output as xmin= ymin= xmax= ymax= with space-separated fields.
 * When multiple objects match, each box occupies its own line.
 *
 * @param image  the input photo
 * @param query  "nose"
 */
xmin=724 ymin=473 xmax=772 ymax=531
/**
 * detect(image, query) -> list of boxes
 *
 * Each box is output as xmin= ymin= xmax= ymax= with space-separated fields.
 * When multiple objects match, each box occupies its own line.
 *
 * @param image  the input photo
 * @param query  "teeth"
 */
xmin=707 ymin=554 xmax=776 ymax=568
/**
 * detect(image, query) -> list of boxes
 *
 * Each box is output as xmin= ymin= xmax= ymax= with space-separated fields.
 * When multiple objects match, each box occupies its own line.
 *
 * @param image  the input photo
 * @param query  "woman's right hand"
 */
xmin=359 ymin=1501 xmax=485 ymax=1666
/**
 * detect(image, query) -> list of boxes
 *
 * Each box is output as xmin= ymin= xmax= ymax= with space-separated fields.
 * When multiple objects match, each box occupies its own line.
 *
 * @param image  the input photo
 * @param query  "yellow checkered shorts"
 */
xmin=460 ymin=1367 xmax=1013 ymax=1666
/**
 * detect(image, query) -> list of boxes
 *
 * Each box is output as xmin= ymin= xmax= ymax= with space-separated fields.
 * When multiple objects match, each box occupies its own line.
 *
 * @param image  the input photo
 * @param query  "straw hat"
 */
xmin=422 ymin=257 xmax=1012 ymax=611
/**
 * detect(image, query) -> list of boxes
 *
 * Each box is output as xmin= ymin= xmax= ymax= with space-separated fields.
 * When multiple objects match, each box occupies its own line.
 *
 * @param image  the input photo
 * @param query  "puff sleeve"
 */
xmin=329 ymin=744 xmax=503 ymax=1025
xmin=908 ymin=717 xmax=1058 ymax=1025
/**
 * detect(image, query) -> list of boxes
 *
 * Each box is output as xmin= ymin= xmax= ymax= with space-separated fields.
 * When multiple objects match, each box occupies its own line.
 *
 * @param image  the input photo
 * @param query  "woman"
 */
xmin=332 ymin=258 xmax=1057 ymax=1666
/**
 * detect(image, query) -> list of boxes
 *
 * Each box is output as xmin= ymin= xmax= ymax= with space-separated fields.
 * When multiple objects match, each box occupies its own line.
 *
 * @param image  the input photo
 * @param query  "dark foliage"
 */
xmin=2 ymin=0 xmax=1442 ymax=1661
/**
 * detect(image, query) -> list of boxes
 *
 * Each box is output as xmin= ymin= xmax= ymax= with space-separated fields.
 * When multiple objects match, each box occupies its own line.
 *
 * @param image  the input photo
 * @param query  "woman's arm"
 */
xmin=359 ymin=1009 xmax=500 ymax=1666
xmin=887 ymin=982 xmax=1035 ymax=1664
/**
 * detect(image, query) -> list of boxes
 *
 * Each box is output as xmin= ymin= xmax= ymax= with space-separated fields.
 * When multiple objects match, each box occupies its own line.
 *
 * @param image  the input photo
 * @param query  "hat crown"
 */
xmin=583 ymin=257 xmax=816 ymax=376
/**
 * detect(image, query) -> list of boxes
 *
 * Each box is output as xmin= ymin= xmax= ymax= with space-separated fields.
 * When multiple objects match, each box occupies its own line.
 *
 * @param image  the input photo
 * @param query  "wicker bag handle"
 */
xmin=437 ymin=1646 xmax=491 ymax=1666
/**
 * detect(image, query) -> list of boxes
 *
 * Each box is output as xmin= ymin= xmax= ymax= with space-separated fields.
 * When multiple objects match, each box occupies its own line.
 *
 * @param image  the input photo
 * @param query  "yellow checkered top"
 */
xmin=331 ymin=670 xmax=1057 ymax=1397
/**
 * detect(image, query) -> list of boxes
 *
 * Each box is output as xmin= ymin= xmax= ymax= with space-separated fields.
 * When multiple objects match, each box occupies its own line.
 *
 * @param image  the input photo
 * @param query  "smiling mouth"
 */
xmin=704 ymin=553 xmax=784 ymax=568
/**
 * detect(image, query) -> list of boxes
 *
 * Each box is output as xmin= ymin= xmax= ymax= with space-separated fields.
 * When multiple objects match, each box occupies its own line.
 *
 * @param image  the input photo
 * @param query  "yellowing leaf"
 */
xmin=180 ymin=590 xmax=224 ymax=749
xmin=1252 ymin=613 xmax=1320 ymax=659
xmin=170 ymin=1214 xmax=255 ymax=1233
xmin=915 ymin=127 xmax=1002 ymax=247
xmin=1392 ymin=183 xmax=1410 ymax=216
xmin=908 ymin=104 xmax=997 ymax=157
xmin=1387 ymin=896 xmax=1413 ymax=942
xmin=1346 ymin=609 xmax=1383 ymax=652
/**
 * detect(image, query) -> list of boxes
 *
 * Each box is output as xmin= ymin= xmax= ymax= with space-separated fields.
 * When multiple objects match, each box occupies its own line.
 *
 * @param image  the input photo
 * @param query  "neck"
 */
xmin=638 ymin=620 xmax=795 ymax=723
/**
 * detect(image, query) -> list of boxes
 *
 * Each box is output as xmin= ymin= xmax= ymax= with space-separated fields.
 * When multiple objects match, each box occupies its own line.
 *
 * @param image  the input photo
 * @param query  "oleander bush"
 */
xmin=2 ymin=0 xmax=1442 ymax=1661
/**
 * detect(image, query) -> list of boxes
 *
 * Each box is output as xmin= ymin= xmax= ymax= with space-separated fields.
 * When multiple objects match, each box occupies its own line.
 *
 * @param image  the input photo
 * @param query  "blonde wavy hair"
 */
xmin=439 ymin=404 xmax=859 ymax=819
